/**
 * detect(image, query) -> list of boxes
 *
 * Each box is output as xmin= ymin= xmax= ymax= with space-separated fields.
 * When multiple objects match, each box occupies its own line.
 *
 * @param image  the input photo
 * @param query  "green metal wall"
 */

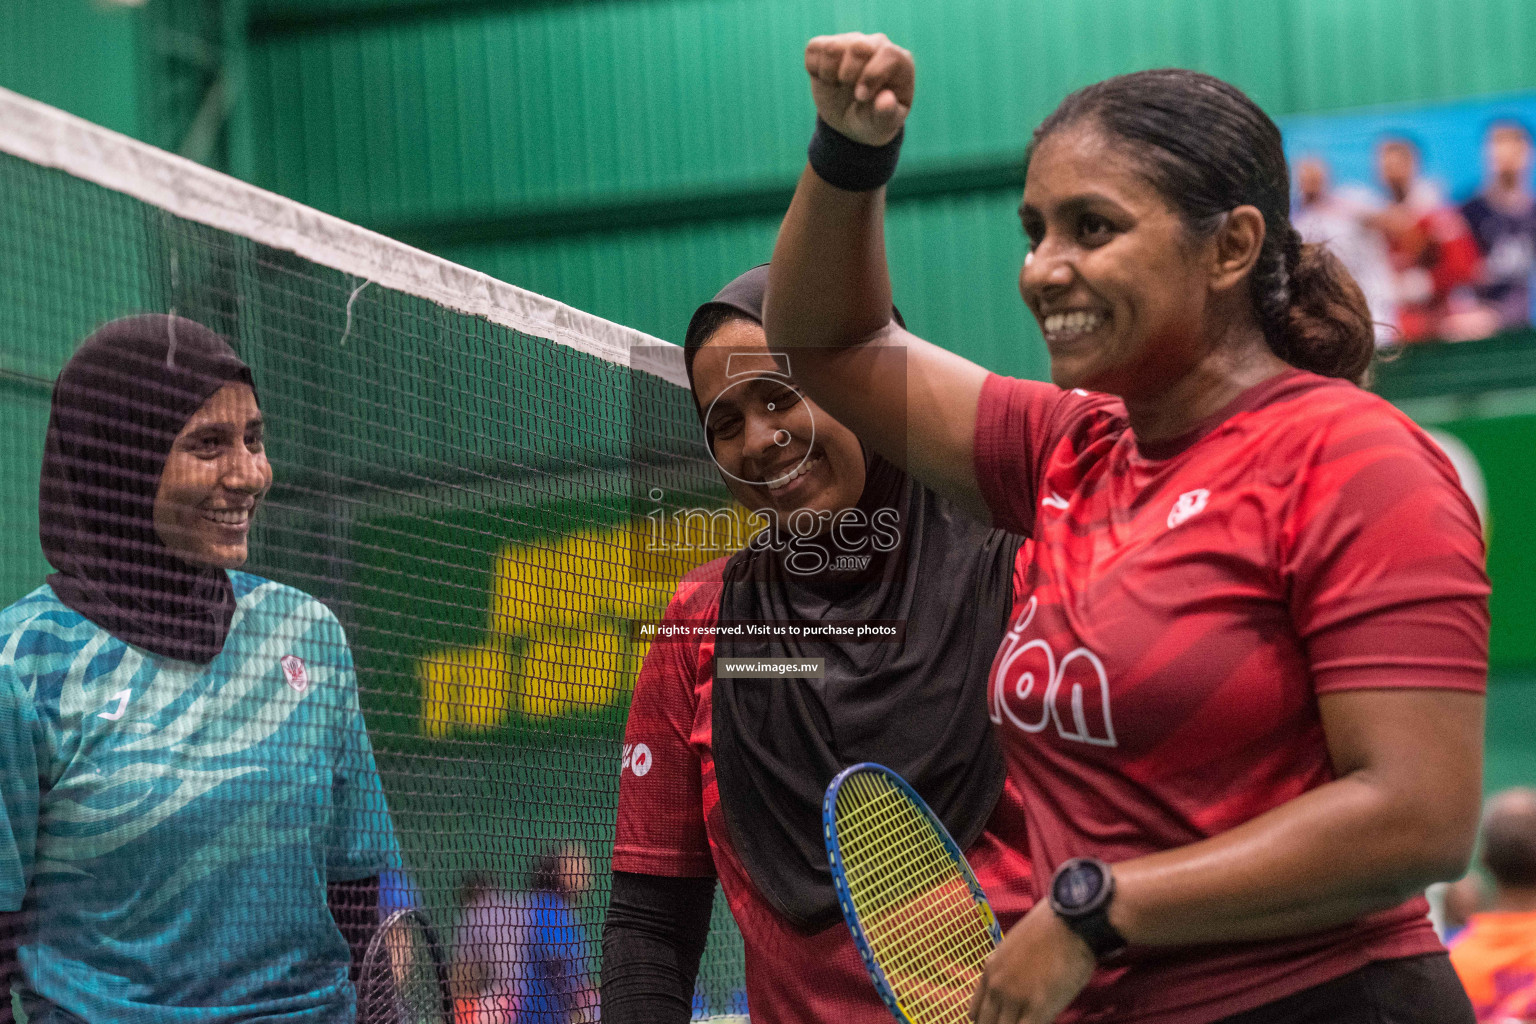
xmin=0 ymin=0 xmax=143 ymax=137
xmin=0 ymin=0 xmax=248 ymax=170
xmin=243 ymin=0 xmax=1536 ymax=348
xmin=437 ymin=187 xmax=1045 ymax=377
xmin=0 ymin=153 xmax=158 ymax=603
xmin=245 ymin=0 xmax=1536 ymax=223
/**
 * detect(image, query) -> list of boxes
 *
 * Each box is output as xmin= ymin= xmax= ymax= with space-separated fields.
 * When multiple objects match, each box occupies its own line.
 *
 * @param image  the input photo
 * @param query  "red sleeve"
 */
xmin=1281 ymin=406 xmax=1490 ymax=695
xmin=972 ymin=373 xmax=1120 ymax=536
xmin=1427 ymin=209 xmax=1483 ymax=295
xmin=612 ymin=567 xmax=721 ymax=877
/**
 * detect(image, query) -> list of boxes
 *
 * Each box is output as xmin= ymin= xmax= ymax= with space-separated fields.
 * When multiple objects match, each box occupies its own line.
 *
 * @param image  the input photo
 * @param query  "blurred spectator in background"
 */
xmin=1462 ymin=121 xmax=1536 ymax=333
xmin=520 ymin=844 xmax=598 ymax=1024
xmin=453 ymin=846 xmax=598 ymax=1024
xmin=1293 ymin=155 xmax=1398 ymax=346
xmin=1376 ymin=136 xmax=1498 ymax=342
xmin=453 ymin=872 xmax=519 ymax=1024
xmin=379 ymin=868 xmax=423 ymax=919
xmin=1449 ymin=788 xmax=1536 ymax=1022
xmin=1438 ymin=873 xmax=1487 ymax=944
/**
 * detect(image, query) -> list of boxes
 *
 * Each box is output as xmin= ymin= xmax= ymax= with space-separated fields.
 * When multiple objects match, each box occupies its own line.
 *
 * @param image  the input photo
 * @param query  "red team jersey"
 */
xmin=974 ymin=369 xmax=1490 ymax=1024
xmin=613 ymin=558 xmax=1036 ymax=1023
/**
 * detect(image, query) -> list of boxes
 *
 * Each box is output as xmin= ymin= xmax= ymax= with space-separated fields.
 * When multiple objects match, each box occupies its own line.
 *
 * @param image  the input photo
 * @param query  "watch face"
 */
xmin=1053 ymin=859 xmax=1106 ymax=911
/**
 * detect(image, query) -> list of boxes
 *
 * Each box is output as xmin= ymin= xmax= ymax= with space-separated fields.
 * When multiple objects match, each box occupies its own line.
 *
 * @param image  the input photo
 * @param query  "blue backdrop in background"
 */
xmin=1281 ymin=89 xmax=1536 ymax=324
xmin=1280 ymin=89 xmax=1536 ymax=204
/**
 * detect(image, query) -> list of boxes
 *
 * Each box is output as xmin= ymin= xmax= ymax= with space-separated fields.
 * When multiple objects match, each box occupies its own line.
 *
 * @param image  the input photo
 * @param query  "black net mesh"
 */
xmin=0 ymin=105 xmax=748 ymax=1022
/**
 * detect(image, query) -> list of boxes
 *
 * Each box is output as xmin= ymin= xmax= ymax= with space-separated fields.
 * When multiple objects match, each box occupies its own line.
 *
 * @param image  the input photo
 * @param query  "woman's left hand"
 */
xmin=969 ymin=901 xmax=1095 ymax=1024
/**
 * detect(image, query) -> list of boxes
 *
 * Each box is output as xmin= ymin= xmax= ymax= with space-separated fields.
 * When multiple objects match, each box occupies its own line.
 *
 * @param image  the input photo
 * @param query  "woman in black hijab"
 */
xmin=39 ymin=312 xmax=259 ymax=660
xmin=601 ymin=267 xmax=1035 ymax=1023
xmin=0 ymin=315 xmax=398 ymax=1024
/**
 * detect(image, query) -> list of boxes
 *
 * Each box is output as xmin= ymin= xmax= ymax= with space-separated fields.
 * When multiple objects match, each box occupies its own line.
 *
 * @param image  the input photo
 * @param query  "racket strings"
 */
xmin=834 ymin=772 xmax=997 ymax=1024
xmin=360 ymin=909 xmax=451 ymax=1024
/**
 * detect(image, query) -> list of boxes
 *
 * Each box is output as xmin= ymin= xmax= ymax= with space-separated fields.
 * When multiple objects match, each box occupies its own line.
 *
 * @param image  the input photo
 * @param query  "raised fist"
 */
xmin=804 ymin=33 xmax=915 ymax=147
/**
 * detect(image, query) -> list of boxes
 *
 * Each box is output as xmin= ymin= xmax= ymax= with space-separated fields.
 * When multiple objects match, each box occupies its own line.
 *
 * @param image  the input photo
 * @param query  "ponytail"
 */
xmin=1253 ymin=225 xmax=1375 ymax=384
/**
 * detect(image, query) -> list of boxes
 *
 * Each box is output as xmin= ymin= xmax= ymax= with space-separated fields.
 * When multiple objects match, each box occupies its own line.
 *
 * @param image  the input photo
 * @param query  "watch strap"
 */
xmin=1065 ymin=906 xmax=1128 ymax=962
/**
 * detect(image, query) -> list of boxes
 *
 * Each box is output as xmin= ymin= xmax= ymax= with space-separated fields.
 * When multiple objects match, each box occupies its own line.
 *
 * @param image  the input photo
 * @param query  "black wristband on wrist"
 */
xmin=807 ymin=117 xmax=904 ymax=192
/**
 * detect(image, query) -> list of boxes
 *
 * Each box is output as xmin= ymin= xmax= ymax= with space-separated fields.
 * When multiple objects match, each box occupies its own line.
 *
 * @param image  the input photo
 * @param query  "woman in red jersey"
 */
xmin=762 ymin=34 xmax=1490 ymax=1024
xmin=599 ymin=265 xmax=1035 ymax=1023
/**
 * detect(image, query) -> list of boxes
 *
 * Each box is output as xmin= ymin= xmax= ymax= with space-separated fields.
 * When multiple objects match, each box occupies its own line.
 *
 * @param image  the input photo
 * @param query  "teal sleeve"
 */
xmin=327 ymin=635 xmax=401 ymax=880
xmin=0 ymin=663 xmax=40 ymax=912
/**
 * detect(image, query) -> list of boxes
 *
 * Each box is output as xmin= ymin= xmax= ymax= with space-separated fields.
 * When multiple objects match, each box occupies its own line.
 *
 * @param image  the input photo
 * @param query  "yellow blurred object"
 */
xmin=418 ymin=509 xmax=760 ymax=734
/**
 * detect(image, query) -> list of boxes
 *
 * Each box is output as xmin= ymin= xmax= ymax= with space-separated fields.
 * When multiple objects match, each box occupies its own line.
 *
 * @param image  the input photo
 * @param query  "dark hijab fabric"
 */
xmin=691 ymin=268 xmax=1021 ymax=932
xmin=40 ymin=314 xmax=255 ymax=663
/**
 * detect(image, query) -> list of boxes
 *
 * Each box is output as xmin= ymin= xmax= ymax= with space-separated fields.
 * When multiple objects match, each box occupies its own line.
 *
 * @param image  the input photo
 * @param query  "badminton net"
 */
xmin=0 ymin=86 xmax=748 ymax=1021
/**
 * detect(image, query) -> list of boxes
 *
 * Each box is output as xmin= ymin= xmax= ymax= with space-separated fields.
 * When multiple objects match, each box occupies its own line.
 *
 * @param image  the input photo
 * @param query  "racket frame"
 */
xmin=823 ymin=761 xmax=1003 ymax=1024
xmin=358 ymin=905 xmax=454 ymax=1024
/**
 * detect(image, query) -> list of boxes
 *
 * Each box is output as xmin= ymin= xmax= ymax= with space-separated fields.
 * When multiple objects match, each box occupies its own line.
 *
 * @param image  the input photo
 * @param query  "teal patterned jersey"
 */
xmin=0 ymin=571 xmax=400 ymax=1023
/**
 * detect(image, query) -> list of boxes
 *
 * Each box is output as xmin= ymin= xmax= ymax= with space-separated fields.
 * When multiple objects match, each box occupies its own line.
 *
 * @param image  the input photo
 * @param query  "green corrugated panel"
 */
xmin=245 ymin=0 xmax=1536 ymax=223
xmin=1289 ymin=0 xmax=1536 ymax=111
xmin=139 ymin=0 xmax=238 ymax=162
xmin=0 ymin=155 xmax=157 ymax=382
xmin=435 ymin=213 xmax=777 ymax=345
xmin=886 ymin=189 xmax=1047 ymax=381
xmin=249 ymin=0 xmax=826 ymax=222
xmin=437 ymin=186 xmax=1047 ymax=377
xmin=0 ymin=0 xmax=142 ymax=137
xmin=0 ymin=152 xmax=159 ymax=606
xmin=0 ymin=382 xmax=51 ymax=607
xmin=252 ymin=0 xmax=464 ymax=20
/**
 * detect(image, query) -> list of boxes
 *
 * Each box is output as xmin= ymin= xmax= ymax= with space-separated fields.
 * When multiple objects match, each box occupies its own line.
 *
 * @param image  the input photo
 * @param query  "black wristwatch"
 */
xmin=1049 ymin=857 xmax=1128 ymax=963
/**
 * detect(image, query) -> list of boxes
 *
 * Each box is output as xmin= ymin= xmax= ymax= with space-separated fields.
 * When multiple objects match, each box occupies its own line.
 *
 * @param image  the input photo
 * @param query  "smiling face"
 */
xmin=556 ymin=845 xmax=592 ymax=899
xmin=1489 ymin=125 xmax=1532 ymax=187
xmin=1019 ymin=122 xmax=1217 ymax=398
xmin=691 ymin=319 xmax=865 ymax=528
xmin=1296 ymin=157 xmax=1328 ymax=205
xmin=1377 ymin=141 xmax=1418 ymax=201
xmin=152 ymin=382 xmax=272 ymax=568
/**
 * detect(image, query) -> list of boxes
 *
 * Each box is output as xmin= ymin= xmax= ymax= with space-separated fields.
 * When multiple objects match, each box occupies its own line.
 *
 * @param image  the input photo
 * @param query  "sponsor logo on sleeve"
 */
xmin=622 ymin=742 xmax=653 ymax=777
xmin=280 ymin=655 xmax=310 ymax=694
